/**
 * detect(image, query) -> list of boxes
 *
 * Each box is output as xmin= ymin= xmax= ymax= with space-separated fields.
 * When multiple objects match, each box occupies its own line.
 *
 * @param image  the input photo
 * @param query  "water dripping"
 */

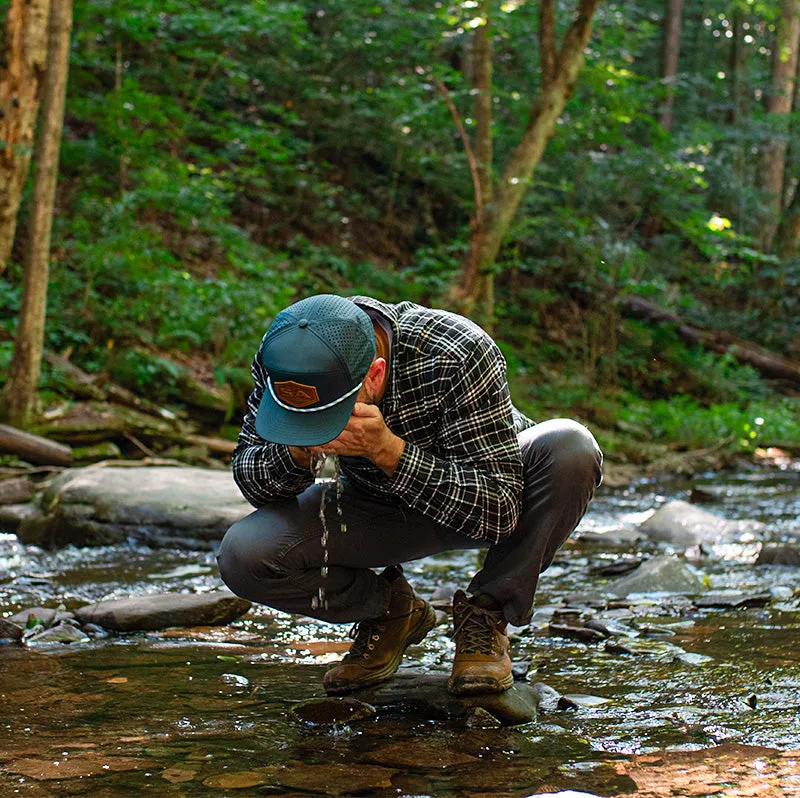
xmin=310 ymin=454 xmax=346 ymax=610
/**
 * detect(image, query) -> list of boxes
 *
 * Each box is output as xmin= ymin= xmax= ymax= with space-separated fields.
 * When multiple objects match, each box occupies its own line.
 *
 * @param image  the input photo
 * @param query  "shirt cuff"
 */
xmin=275 ymin=443 xmax=314 ymax=480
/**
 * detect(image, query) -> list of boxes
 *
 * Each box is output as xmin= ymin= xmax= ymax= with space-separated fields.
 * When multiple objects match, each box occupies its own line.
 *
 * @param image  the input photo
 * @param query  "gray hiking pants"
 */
xmin=216 ymin=419 xmax=602 ymax=627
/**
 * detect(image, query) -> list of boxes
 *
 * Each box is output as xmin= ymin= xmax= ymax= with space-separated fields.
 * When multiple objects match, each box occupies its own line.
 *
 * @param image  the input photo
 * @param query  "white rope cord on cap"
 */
xmin=267 ymin=377 xmax=363 ymax=413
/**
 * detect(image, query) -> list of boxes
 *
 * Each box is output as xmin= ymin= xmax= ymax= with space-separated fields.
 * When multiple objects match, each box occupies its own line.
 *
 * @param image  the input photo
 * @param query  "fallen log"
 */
xmin=44 ymin=353 xmax=181 ymax=421
xmin=0 ymin=424 xmax=73 ymax=467
xmin=619 ymin=296 xmax=800 ymax=389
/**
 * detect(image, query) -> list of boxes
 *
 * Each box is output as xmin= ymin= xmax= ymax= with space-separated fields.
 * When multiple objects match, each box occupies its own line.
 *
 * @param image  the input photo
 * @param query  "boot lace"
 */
xmin=344 ymin=618 xmax=386 ymax=660
xmin=453 ymin=604 xmax=501 ymax=655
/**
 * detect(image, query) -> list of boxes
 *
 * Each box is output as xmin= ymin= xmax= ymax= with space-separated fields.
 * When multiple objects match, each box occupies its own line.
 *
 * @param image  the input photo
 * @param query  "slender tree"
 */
xmin=659 ymin=0 xmax=684 ymax=131
xmin=1 ymin=0 xmax=73 ymax=427
xmin=760 ymin=0 xmax=800 ymax=253
xmin=451 ymin=0 xmax=601 ymax=327
xmin=0 ymin=0 xmax=52 ymax=274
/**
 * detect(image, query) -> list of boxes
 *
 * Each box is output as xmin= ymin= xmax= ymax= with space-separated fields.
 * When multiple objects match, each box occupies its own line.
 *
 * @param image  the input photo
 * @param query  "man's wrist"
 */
xmin=374 ymin=432 xmax=405 ymax=477
xmin=287 ymin=445 xmax=311 ymax=469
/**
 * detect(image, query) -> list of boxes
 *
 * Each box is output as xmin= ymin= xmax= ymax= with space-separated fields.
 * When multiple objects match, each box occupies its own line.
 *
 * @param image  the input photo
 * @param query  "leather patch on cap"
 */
xmin=274 ymin=380 xmax=319 ymax=408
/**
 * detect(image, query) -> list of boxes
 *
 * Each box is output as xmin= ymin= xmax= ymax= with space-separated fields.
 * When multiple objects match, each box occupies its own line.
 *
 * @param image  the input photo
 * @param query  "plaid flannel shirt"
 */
xmin=231 ymin=296 xmax=534 ymax=544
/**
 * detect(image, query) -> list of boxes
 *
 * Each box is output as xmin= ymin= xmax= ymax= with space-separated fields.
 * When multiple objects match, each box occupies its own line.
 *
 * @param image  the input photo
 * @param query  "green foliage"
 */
xmin=2 ymin=0 xmax=799 ymax=451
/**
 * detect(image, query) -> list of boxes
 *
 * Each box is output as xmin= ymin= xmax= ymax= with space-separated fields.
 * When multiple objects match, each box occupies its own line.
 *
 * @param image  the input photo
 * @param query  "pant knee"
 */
xmin=522 ymin=419 xmax=603 ymax=487
xmin=216 ymin=521 xmax=254 ymax=598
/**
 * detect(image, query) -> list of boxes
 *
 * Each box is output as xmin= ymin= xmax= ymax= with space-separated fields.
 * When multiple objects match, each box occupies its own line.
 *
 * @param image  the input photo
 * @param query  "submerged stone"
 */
xmin=74 ymin=589 xmax=251 ymax=631
xmin=291 ymin=696 xmax=377 ymax=724
xmin=640 ymin=500 xmax=766 ymax=547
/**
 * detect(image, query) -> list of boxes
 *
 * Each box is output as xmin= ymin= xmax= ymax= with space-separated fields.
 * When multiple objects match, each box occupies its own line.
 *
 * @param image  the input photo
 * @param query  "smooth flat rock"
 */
xmin=607 ymin=555 xmax=706 ymax=597
xmin=0 ymin=503 xmax=42 ymax=532
xmin=0 ymin=618 xmax=23 ymax=641
xmin=756 ymin=544 xmax=800 ymax=567
xmin=342 ymin=668 xmax=539 ymax=726
xmin=640 ymin=500 xmax=766 ymax=547
xmin=74 ymin=590 xmax=251 ymax=631
xmin=16 ymin=466 xmax=252 ymax=548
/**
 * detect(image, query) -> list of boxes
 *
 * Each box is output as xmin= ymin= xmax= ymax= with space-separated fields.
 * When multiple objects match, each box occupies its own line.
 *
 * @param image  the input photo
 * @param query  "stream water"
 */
xmin=0 ymin=467 xmax=798 ymax=796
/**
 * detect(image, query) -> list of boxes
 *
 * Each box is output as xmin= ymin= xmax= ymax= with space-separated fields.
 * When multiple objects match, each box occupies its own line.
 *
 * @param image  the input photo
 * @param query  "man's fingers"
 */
xmin=352 ymin=402 xmax=380 ymax=417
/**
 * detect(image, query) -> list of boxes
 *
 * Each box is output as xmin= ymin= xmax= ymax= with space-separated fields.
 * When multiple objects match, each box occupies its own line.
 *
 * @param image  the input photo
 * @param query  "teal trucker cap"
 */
xmin=255 ymin=294 xmax=376 ymax=446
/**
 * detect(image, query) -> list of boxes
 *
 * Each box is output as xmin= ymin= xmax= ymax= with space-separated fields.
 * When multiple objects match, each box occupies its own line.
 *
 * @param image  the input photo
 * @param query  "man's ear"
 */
xmin=364 ymin=357 xmax=386 ymax=394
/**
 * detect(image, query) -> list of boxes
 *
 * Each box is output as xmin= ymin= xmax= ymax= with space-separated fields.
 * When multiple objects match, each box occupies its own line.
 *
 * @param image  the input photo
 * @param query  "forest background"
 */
xmin=1 ymin=0 xmax=800 ymax=471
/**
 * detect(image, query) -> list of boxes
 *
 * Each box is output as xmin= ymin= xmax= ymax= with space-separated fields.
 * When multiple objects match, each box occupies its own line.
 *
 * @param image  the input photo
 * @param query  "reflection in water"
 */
xmin=0 ymin=470 xmax=799 ymax=794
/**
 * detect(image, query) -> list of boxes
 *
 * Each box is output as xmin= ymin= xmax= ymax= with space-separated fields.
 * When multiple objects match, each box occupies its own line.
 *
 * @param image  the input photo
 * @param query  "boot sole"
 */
xmin=324 ymin=602 xmax=437 ymax=696
xmin=447 ymin=672 xmax=514 ymax=696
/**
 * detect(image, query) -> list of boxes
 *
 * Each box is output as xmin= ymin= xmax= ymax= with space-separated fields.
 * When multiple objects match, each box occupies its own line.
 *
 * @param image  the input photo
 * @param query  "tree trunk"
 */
xmin=0 ymin=0 xmax=51 ymax=273
xmin=465 ymin=0 xmax=495 ymax=329
xmin=658 ymin=0 xmax=684 ymax=131
xmin=777 ymin=32 xmax=800 ymax=256
xmin=457 ymin=0 xmax=600 ymax=327
xmin=760 ymin=0 xmax=800 ymax=253
xmin=1 ymin=0 xmax=72 ymax=428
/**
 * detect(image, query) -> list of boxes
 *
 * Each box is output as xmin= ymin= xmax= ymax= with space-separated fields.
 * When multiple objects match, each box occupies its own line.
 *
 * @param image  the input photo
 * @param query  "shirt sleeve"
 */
xmin=231 ymin=354 xmax=315 ymax=506
xmin=387 ymin=336 xmax=523 ymax=544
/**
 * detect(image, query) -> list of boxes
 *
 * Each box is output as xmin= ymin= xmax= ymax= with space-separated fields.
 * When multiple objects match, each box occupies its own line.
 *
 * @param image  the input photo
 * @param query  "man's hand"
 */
xmin=311 ymin=402 xmax=405 ymax=477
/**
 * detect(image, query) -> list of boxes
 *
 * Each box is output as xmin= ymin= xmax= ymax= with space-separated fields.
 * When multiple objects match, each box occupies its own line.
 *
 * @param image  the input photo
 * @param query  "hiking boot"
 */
xmin=323 ymin=571 xmax=436 ymax=695
xmin=448 ymin=590 xmax=513 ymax=695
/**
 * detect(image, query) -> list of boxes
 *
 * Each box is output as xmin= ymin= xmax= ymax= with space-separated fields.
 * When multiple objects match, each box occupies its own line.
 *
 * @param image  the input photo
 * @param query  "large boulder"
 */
xmin=639 ymin=500 xmax=766 ymax=547
xmin=74 ymin=590 xmax=251 ymax=631
xmin=607 ymin=555 xmax=707 ymax=597
xmin=16 ymin=466 xmax=252 ymax=548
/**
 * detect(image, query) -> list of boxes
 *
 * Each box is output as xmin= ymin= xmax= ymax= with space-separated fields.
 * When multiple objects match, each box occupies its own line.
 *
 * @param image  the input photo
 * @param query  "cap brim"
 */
xmin=255 ymin=387 xmax=358 ymax=447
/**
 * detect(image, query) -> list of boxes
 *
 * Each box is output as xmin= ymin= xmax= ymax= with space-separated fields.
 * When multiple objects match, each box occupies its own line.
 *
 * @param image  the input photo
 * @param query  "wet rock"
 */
xmin=607 ymin=555 xmax=706 ymax=597
xmin=556 ymin=694 xmax=612 ymax=710
xmin=291 ymin=696 xmax=377 ymax=724
xmin=674 ymin=651 xmax=713 ymax=666
xmin=0 ymin=503 xmax=42 ymax=532
xmin=221 ymin=673 xmax=249 ymax=688
xmin=25 ymin=621 xmax=89 ymax=644
xmin=82 ymin=622 xmax=109 ymax=639
xmin=512 ymin=659 xmax=532 ymax=681
xmin=756 ymin=544 xmax=800 ymax=567
xmin=0 ymin=618 xmax=23 ymax=641
xmin=531 ymin=682 xmax=562 ymax=713
xmin=590 ymin=554 xmax=643 ymax=577
xmin=17 ymin=466 xmax=252 ymax=548
xmin=548 ymin=624 xmax=607 ymax=644
xmin=74 ymin=589 xmax=251 ymax=631
xmin=689 ymin=487 xmax=719 ymax=504
xmin=583 ymin=618 xmax=613 ymax=637
xmin=9 ymin=606 xmax=74 ymax=627
xmin=0 ymin=476 xmax=37 ymax=505
xmin=694 ymin=591 xmax=771 ymax=609
xmin=640 ymin=500 xmax=766 ymax=547
xmin=465 ymin=706 xmax=502 ymax=728
xmin=353 ymin=668 xmax=539 ymax=726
